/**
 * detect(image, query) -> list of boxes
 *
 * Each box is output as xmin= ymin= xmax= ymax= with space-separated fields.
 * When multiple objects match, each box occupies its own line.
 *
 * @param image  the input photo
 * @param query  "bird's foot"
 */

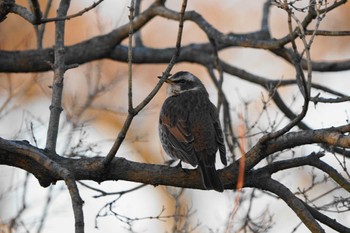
xmin=176 ymin=161 xmax=191 ymax=174
xmin=175 ymin=160 xmax=183 ymax=168
xmin=164 ymin=159 xmax=176 ymax=166
xmin=165 ymin=160 xmax=190 ymax=174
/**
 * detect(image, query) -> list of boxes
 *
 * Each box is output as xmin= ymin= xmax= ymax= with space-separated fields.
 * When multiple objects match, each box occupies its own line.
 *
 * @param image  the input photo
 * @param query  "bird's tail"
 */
xmin=197 ymin=155 xmax=224 ymax=192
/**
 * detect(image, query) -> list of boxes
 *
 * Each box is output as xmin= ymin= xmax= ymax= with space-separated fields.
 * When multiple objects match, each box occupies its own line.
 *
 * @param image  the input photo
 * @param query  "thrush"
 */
xmin=158 ymin=71 xmax=227 ymax=192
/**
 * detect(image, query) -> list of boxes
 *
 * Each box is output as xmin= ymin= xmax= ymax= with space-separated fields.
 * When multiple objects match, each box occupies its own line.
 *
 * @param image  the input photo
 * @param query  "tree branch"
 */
xmin=256 ymin=151 xmax=350 ymax=193
xmin=305 ymin=30 xmax=350 ymax=36
xmin=64 ymin=175 xmax=84 ymax=233
xmin=303 ymin=200 xmax=350 ymax=232
xmin=29 ymin=0 xmax=42 ymax=24
xmin=3 ymin=123 xmax=350 ymax=190
xmin=103 ymin=0 xmax=188 ymax=166
xmin=2 ymin=41 xmax=350 ymax=73
xmin=45 ymin=0 xmax=71 ymax=152
xmin=243 ymin=123 xmax=350 ymax=171
xmin=310 ymin=158 xmax=350 ymax=193
xmin=1 ymin=1 xmax=350 ymax=232
xmin=248 ymin=176 xmax=325 ymax=232
xmin=40 ymin=0 xmax=104 ymax=23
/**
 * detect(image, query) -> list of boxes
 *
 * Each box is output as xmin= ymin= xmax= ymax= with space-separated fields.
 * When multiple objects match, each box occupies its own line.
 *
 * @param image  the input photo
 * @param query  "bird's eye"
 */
xmin=175 ymin=79 xmax=186 ymax=84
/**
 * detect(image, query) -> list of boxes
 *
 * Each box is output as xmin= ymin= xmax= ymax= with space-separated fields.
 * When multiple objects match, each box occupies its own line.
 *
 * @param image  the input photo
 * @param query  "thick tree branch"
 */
xmin=271 ymin=47 xmax=350 ymax=72
xmin=0 ymin=0 xmax=14 ymax=22
xmin=3 ymin=43 xmax=350 ymax=74
xmin=241 ymin=124 xmax=350 ymax=171
xmin=6 ymin=143 xmax=347 ymax=232
xmin=256 ymin=151 xmax=350 ymax=192
xmin=2 ymin=124 xmax=350 ymax=189
xmin=2 ymin=2 xmax=350 ymax=73
xmin=0 ymin=137 xmax=213 ymax=189
xmin=2 ymin=42 xmax=350 ymax=73
xmin=310 ymin=158 xmax=350 ymax=193
xmin=303 ymin=200 xmax=350 ymax=232
xmin=248 ymin=176 xmax=325 ymax=232
xmin=43 ymin=1 xmax=85 ymax=232
xmin=1 ymin=1 xmax=350 ymax=232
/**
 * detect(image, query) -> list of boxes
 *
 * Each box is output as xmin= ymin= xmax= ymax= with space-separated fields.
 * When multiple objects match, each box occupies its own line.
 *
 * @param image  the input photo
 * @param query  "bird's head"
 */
xmin=162 ymin=71 xmax=207 ymax=96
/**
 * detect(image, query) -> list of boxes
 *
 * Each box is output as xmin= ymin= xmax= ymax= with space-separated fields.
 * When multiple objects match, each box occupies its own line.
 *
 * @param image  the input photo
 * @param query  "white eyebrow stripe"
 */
xmin=167 ymin=85 xmax=201 ymax=96
xmin=176 ymin=86 xmax=201 ymax=94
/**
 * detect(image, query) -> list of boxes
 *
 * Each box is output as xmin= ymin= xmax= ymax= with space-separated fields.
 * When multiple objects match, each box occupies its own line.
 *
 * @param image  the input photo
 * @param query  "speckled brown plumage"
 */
xmin=159 ymin=71 xmax=227 ymax=192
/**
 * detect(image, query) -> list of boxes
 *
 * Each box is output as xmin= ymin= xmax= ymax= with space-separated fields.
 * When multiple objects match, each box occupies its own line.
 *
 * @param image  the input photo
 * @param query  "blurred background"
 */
xmin=1 ymin=0 xmax=350 ymax=232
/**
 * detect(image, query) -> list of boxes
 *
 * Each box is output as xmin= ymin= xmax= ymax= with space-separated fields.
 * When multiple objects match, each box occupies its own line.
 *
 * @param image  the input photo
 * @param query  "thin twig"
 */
xmin=44 ymin=1 xmax=85 ymax=231
xmin=29 ymin=0 xmax=42 ymax=24
xmin=261 ymin=0 xmax=271 ymax=35
xmin=259 ymin=1 xmax=311 ymax=142
xmin=305 ymin=30 xmax=350 ymax=36
xmin=40 ymin=0 xmax=104 ymax=23
xmin=103 ymin=0 xmax=188 ymax=166
xmin=310 ymin=95 xmax=350 ymax=104
xmin=207 ymin=67 xmax=237 ymax=158
xmin=289 ymin=9 xmax=313 ymax=96
xmin=128 ymin=0 xmax=135 ymax=111
xmin=134 ymin=0 xmax=143 ymax=46
xmin=78 ymin=181 xmax=146 ymax=198
xmin=64 ymin=175 xmax=85 ymax=233
xmin=34 ymin=0 xmax=53 ymax=49
xmin=45 ymin=0 xmax=71 ymax=152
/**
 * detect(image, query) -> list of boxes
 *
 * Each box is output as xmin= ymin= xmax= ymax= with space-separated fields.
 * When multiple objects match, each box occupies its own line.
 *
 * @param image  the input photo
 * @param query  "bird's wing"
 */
xmin=159 ymin=113 xmax=198 ymax=166
xmin=209 ymin=103 xmax=227 ymax=166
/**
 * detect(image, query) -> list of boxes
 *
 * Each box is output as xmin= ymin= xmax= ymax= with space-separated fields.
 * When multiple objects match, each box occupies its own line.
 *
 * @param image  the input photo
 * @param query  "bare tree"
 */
xmin=1 ymin=0 xmax=350 ymax=232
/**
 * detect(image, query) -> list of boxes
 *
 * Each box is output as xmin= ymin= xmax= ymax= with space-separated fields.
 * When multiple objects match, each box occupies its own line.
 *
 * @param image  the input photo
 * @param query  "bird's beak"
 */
xmin=158 ymin=74 xmax=173 ymax=84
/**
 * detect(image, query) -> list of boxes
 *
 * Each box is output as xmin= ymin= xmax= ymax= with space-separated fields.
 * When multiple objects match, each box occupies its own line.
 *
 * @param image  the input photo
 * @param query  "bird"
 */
xmin=158 ymin=71 xmax=227 ymax=192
